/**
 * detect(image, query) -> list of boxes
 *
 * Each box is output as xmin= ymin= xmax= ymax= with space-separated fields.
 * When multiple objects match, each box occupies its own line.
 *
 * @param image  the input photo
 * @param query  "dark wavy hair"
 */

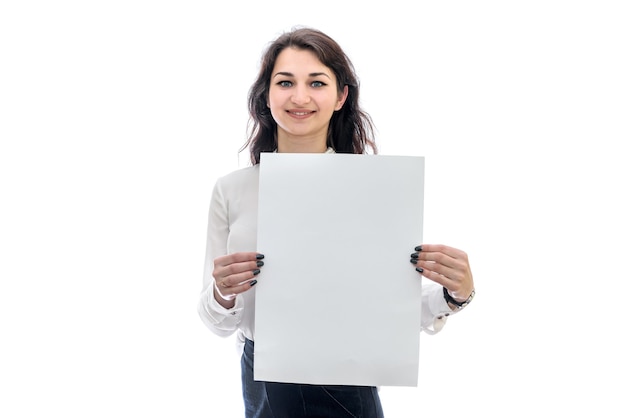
xmin=241 ymin=27 xmax=378 ymax=165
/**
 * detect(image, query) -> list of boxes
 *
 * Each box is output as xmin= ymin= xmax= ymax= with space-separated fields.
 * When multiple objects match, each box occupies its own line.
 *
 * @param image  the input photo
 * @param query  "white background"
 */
xmin=1 ymin=1 xmax=624 ymax=417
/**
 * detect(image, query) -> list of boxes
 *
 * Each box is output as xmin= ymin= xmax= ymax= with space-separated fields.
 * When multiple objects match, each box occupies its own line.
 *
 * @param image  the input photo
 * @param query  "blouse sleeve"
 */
xmin=421 ymin=282 xmax=454 ymax=335
xmin=197 ymin=179 xmax=244 ymax=337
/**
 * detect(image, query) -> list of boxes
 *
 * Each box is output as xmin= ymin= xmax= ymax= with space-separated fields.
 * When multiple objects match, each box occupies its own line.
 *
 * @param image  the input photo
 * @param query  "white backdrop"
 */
xmin=1 ymin=1 xmax=624 ymax=417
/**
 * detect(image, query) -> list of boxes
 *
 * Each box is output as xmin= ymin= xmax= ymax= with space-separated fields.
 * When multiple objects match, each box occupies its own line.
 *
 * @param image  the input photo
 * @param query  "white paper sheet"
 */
xmin=254 ymin=153 xmax=424 ymax=387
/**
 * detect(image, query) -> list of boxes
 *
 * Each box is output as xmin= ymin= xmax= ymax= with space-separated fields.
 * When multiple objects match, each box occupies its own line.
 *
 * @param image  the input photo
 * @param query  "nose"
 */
xmin=291 ymin=85 xmax=310 ymax=105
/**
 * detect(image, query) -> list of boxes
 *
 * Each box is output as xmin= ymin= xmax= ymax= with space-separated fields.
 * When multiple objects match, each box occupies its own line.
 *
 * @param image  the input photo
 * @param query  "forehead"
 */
xmin=272 ymin=47 xmax=334 ymax=77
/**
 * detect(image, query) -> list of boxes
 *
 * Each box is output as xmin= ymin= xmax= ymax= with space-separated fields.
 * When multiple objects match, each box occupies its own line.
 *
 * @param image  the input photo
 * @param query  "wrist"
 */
xmin=213 ymin=282 xmax=236 ymax=309
xmin=443 ymin=287 xmax=475 ymax=311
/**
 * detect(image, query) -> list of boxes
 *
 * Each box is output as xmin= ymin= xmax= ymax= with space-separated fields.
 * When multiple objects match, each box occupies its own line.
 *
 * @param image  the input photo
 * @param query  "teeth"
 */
xmin=292 ymin=111 xmax=309 ymax=116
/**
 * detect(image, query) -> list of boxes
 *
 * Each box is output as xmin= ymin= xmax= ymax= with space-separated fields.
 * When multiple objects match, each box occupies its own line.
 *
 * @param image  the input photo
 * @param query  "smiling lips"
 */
xmin=287 ymin=109 xmax=315 ymax=119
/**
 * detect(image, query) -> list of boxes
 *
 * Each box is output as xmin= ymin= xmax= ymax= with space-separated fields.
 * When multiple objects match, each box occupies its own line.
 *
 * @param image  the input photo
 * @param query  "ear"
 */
xmin=335 ymin=85 xmax=349 ymax=111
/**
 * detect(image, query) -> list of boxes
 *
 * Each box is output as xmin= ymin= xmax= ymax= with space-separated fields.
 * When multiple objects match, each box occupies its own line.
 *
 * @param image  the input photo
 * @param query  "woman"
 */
xmin=198 ymin=27 xmax=475 ymax=418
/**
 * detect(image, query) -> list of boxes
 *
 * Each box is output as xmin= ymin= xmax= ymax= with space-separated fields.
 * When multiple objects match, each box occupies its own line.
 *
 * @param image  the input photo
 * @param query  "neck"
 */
xmin=277 ymin=136 xmax=328 ymax=154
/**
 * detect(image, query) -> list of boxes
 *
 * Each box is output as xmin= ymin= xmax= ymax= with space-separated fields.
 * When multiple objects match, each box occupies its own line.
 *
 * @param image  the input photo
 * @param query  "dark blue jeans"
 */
xmin=242 ymin=338 xmax=385 ymax=418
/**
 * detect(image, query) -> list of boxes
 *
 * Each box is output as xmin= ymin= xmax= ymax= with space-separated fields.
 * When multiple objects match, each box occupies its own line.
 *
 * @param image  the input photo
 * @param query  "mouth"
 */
xmin=287 ymin=110 xmax=315 ymax=117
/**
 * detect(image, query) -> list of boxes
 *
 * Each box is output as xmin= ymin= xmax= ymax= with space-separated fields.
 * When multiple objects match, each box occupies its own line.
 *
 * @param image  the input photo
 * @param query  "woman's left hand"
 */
xmin=411 ymin=244 xmax=474 ymax=304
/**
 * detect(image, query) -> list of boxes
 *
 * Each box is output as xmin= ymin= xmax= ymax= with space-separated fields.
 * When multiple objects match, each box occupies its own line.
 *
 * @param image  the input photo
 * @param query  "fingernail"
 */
xmin=250 ymin=280 xmax=258 ymax=287
xmin=256 ymin=254 xmax=265 ymax=260
xmin=414 ymin=245 xmax=422 ymax=251
xmin=257 ymin=260 xmax=264 ymax=267
xmin=415 ymin=267 xmax=424 ymax=273
xmin=253 ymin=269 xmax=261 ymax=275
xmin=411 ymin=252 xmax=420 ymax=259
xmin=410 ymin=259 xmax=418 ymax=264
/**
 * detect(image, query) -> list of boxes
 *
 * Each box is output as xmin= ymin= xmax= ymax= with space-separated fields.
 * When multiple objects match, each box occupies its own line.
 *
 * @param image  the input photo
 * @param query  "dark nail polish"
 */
xmin=411 ymin=252 xmax=419 ymax=259
xmin=414 ymin=245 xmax=422 ymax=252
xmin=250 ymin=280 xmax=258 ymax=287
xmin=256 ymin=254 xmax=265 ymax=260
xmin=410 ymin=259 xmax=418 ymax=264
xmin=257 ymin=260 xmax=264 ymax=267
xmin=253 ymin=269 xmax=261 ymax=275
xmin=415 ymin=267 xmax=424 ymax=273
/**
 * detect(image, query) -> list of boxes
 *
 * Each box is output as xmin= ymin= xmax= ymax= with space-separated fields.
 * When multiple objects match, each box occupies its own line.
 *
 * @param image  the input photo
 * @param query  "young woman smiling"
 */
xmin=198 ymin=27 xmax=475 ymax=418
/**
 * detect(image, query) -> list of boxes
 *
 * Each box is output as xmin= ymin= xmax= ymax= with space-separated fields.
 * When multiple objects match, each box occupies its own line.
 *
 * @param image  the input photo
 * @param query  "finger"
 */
xmin=215 ymin=278 xmax=258 ymax=300
xmin=422 ymin=262 xmax=459 ymax=282
xmin=413 ymin=245 xmax=467 ymax=273
xmin=413 ymin=245 xmax=474 ymax=298
xmin=412 ymin=249 xmax=468 ymax=283
xmin=412 ymin=252 xmax=462 ymax=279
xmin=214 ymin=252 xmax=264 ymax=268
xmin=414 ymin=261 xmax=473 ymax=297
xmin=214 ymin=252 xmax=265 ymax=281
xmin=416 ymin=244 xmax=467 ymax=261
xmin=219 ymin=268 xmax=261 ymax=288
xmin=216 ymin=259 xmax=263 ymax=279
xmin=415 ymin=265 xmax=453 ymax=288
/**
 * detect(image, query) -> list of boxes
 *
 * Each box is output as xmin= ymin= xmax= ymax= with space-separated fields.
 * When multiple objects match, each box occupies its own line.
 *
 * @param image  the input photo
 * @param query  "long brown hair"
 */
xmin=241 ymin=27 xmax=377 ymax=165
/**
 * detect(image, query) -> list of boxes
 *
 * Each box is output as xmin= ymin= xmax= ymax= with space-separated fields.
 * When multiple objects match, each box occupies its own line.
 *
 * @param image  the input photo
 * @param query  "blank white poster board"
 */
xmin=254 ymin=153 xmax=424 ymax=387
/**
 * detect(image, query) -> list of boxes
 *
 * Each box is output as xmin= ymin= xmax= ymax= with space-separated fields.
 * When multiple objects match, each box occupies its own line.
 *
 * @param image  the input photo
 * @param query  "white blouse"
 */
xmin=198 ymin=157 xmax=454 ymax=351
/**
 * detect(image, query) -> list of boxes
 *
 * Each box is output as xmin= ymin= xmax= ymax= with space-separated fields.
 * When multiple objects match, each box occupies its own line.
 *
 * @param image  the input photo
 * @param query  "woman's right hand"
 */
xmin=213 ymin=252 xmax=264 ymax=309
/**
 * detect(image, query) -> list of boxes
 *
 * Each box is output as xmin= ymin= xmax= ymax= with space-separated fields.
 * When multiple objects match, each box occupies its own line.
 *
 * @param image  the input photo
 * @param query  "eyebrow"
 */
xmin=273 ymin=71 xmax=332 ymax=79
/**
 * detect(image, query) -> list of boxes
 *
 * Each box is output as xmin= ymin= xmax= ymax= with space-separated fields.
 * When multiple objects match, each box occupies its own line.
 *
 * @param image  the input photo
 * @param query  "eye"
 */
xmin=277 ymin=80 xmax=292 ymax=87
xmin=311 ymin=81 xmax=327 ymax=88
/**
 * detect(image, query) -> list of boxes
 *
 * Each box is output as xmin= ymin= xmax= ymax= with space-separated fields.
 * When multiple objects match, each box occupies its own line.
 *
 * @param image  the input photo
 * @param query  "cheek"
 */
xmin=267 ymin=87 xmax=276 ymax=105
xmin=325 ymin=96 xmax=342 ymax=111
xmin=267 ymin=90 xmax=285 ymax=108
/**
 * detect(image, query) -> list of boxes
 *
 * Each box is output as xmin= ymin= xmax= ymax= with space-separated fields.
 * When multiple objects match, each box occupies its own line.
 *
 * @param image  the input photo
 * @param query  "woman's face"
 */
xmin=268 ymin=47 xmax=348 ymax=153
